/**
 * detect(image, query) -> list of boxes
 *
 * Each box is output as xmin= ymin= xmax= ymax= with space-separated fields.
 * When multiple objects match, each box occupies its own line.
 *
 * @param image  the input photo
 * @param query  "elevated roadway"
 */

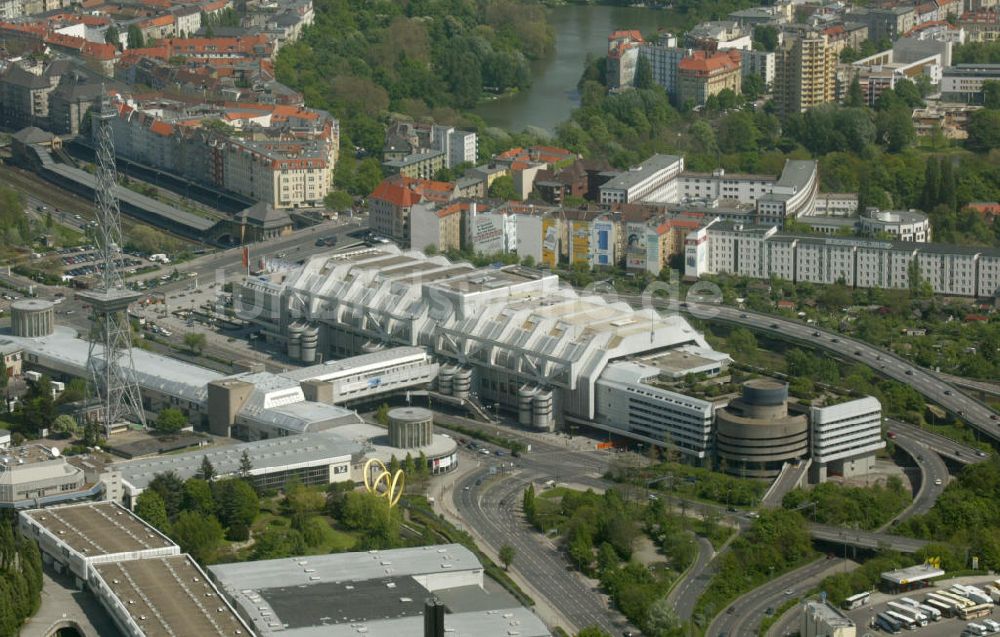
xmin=887 ymin=418 xmax=990 ymax=465
xmin=680 ymin=303 xmax=1000 ymax=443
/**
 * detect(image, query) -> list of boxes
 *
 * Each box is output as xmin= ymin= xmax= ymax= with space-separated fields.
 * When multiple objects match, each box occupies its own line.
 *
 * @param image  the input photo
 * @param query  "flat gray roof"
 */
xmin=209 ymin=544 xmax=480 ymax=590
xmin=93 ymin=555 xmax=251 ymax=637
xmin=602 ymin=154 xmax=682 ymax=191
xmin=881 ymin=564 xmax=945 ymax=585
xmin=116 ymin=431 xmax=362 ymax=491
xmin=279 ymin=346 xmax=427 ymax=382
xmin=295 ymin=608 xmax=552 ymax=637
xmin=22 ymin=502 xmax=175 ymax=557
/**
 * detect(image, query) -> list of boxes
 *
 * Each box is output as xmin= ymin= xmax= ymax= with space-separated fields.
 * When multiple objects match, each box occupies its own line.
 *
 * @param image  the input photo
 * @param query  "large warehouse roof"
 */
xmin=22 ymin=501 xmax=176 ymax=558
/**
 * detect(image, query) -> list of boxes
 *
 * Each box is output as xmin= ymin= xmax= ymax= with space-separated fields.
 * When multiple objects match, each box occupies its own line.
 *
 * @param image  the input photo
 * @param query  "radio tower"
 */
xmin=79 ymin=93 xmax=146 ymax=436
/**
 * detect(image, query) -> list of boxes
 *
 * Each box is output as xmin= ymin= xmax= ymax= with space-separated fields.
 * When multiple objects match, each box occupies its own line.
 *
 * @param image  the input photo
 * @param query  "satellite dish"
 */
xmin=51 ymin=447 xmax=60 ymax=457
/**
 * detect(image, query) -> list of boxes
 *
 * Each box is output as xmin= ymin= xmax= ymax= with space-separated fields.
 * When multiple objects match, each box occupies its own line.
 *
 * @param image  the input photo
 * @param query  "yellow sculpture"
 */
xmin=363 ymin=458 xmax=405 ymax=507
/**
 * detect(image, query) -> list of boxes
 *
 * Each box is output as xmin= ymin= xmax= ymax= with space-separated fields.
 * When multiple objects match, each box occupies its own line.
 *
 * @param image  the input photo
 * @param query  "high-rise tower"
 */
xmin=79 ymin=93 xmax=146 ymax=436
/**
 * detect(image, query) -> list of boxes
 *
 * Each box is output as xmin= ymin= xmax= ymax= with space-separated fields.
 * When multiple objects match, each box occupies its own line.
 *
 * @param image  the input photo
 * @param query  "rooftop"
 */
xmin=22 ymin=502 xmax=175 ymax=557
xmin=805 ymin=601 xmax=855 ymax=627
xmin=881 ymin=564 xmax=945 ymax=585
xmin=93 ymin=555 xmax=251 ymax=636
xmin=602 ymin=154 xmax=684 ymax=192
xmin=116 ymin=431 xmax=362 ymax=492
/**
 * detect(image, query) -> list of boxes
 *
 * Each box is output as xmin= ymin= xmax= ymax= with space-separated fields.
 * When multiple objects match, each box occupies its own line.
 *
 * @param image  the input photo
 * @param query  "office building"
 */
xmin=715 ymin=380 xmax=809 ymax=478
xmin=801 ymin=600 xmax=856 ymax=637
xmin=941 ymin=63 xmax=1000 ymax=102
xmin=209 ymin=545 xmax=552 ymax=637
xmin=0 ymin=444 xmax=104 ymax=509
xmin=859 ymin=208 xmax=931 ymax=242
xmin=774 ymin=31 xmax=836 ymax=117
xmin=810 ymin=397 xmax=885 ymax=483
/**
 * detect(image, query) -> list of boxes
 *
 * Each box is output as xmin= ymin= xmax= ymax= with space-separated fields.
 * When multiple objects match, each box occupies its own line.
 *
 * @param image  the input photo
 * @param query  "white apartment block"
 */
xmin=687 ymin=223 xmax=1000 ymax=298
xmin=432 ymin=125 xmax=478 ymax=168
xmin=678 ymin=168 xmax=776 ymax=203
xmin=600 ymin=154 xmax=685 ymax=204
xmin=638 ymin=34 xmax=690 ymax=96
xmin=810 ymin=396 xmax=884 ymax=482
xmin=221 ymin=139 xmax=331 ymax=209
xmin=742 ymin=49 xmax=776 ymax=88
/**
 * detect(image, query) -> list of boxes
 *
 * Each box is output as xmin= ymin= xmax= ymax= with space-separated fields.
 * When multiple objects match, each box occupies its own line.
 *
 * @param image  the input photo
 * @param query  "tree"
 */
xmin=375 ymin=403 xmax=390 ymax=426
xmin=214 ymin=478 xmax=259 ymax=540
xmin=576 ymin=628 xmax=612 ymax=637
xmin=939 ymin=156 xmax=957 ymax=211
xmin=147 ymin=471 xmax=185 ymax=519
xmin=135 ymin=490 xmax=170 ymax=531
xmin=921 ymin=156 xmax=940 ymax=212
xmin=499 ymin=543 xmax=516 ymax=570
xmin=984 ymin=80 xmax=1000 ymax=109
xmin=742 ymin=73 xmax=765 ymax=101
xmin=170 ymin=511 xmax=224 ymax=563
xmin=879 ymin=106 xmax=915 ymax=153
xmin=182 ymin=478 xmax=216 ymax=516
xmin=126 ymin=24 xmax=144 ymax=49
xmin=634 ymin=55 xmax=653 ymax=90
xmin=21 ymin=375 xmax=56 ymax=436
xmin=155 ymin=408 xmax=187 ymax=434
xmin=183 ymin=332 xmax=207 ymax=354
xmin=197 ymin=456 xmax=216 ymax=482
xmin=845 ymin=75 xmax=864 ymax=108
xmin=488 ymin=175 xmax=517 ymax=201
xmin=51 ymin=414 xmax=78 ymax=436
xmin=104 ymin=25 xmax=120 ymax=47
xmin=239 ymin=450 xmax=253 ymax=480
xmin=966 ymin=110 xmax=1000 ymax=152
xmin=0 ymin=356 xmax=6 ymax=391
xmin=717 ymin=112 xmax=761 ymax=153
xmin=324 ymin=190 xmax=353 ymax=211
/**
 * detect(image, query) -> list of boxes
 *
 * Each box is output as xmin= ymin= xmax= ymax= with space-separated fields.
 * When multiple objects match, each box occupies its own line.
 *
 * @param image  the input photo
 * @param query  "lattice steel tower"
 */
xmin=80 ymin=93 xmax=146 ymax=435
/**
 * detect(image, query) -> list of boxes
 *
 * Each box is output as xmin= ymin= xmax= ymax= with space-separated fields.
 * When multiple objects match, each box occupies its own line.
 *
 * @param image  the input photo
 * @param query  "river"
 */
xmin=474 ymin=4 xmax=677 ymax=134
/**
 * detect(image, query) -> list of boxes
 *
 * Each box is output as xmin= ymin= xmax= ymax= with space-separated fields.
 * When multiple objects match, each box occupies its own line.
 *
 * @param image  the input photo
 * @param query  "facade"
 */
xmin=941 ymin=63 xmax=1000 ymax=102
xmin=847 ymin=6 xmax=917 ymax=42
xmin=685 ymin=21 xmax=752 ymax=50
xmin=0 ymin=445 xmax=96 ymax=508
xmin=859 ymin=208 xmax=931 ymax=242
xmin=677 ymin=49 xmax=742 ymax=106
xmin=801 ymin=601 xmax=857 ymax=637
xmin=409 ymin=200 xmax=464 ymax=253
xmin=368 ymin=175 xmax=455 ymax=244
xmin=608 ymin=30 xmax=643 ymax=90
xmin=742 ymin=49 xmax=776 ymax=88
xmin=637 ymin=33 xmax=690 ymax=97
xmin=0 ymin=60 xmax=67 ymax=131
xmin=599 ymin=154 xmax=685 ymax=204
xmin=715 ymin=380 xmax=809 ymax=478
xmin=774 ymin=31 xmax=836 ymax=117
xmin=383 ymin=149 xmax=446 ymax=179
xmin=686 ymin=222 xmax=1000 ymax=298
xmin=810 ymin=397 xmax=885 ymax=483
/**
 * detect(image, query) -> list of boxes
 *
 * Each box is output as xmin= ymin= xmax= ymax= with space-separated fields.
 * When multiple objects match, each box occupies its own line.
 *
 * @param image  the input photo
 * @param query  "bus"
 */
xmin=888 ymin=602 xmax=929 ymax=627
xmin=886 ymin=610 xmax=917 ymax=630
xmin=917 ymin=604 xmax=941 ymax=621
xmin=939 ymin=591 xmax=976 ymax=608
xmin=959 ymin=603 xmax=994 ymax=620
xmin=876 ymin=613 xmax=902 ymax=634
xmin=899 ymin=597 xmax=921 ymax=609
xmin=842 ymin=592 xmax=871 ymax=610
xmin=925 ymin=598 xmax=955 ymax=617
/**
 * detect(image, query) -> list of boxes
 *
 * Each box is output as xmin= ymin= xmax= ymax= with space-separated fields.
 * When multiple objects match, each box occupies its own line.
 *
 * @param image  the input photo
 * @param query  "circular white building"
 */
xmin=860 ymin=208 xmax=931 ymax=243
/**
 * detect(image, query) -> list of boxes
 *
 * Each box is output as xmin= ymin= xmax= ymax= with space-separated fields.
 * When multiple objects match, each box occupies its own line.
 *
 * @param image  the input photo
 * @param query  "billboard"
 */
xmin=625 ymin=222 xmax=647 ymax=271
xmin=471 ymin=214 xmax=506 ymax=255
xmin=541 ymin=217 xmax=559 ymax=268
xmin=591 ymin=219 xmax=615 ymax=267
xmin=570 ymin=220 xmax=592 ymax=266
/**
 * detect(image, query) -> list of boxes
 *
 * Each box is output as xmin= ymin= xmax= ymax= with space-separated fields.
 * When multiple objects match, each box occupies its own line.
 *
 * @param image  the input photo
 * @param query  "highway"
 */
xmin=890 ymin=429 xmax=950 ymax=520
xmin=887 ymin=418 xmax=990 ymax=465
xmin=681 ymin=303 xmax=1000 ymax=443
xmin=669 ymin=536 xmax=722 ymax=622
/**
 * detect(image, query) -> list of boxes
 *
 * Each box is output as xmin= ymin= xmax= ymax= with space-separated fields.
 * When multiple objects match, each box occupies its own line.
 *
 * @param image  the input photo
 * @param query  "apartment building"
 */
xmin=686 ymin=221 xmax=1000 ymax=297
xmin=685 ymin=21 xmax=752 ymax=50
xmin=608 ymin=30 xmax=643 ymax=90
xmin=638 ymin=33 xmax=690 ymax=98
xmin=219 ymin=138 xmax=330 ymax=209
xmin=409 ymin=201 xmax=465 ymax=253
xmin=774 ymin=31 xmax=836 ymax=117
xmin=846 ymin=6 xmax=917 ymax=42
xmin=677 ymin=49 xmax=742 ymax=106
xmin=957 ymin=9 xmax=1000 ymax=42
xmin=369 ymin=175 xmax=456 ymax=244
xmin=382 ymin=149 xmax=446 ymax=180
xmin=742 ymin=49 xmax=776 ymax=88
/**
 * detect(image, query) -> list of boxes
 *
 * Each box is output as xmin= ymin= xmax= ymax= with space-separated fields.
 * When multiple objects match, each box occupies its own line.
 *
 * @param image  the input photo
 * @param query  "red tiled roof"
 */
xmin=609 ymin=30 xmax=643 ymax=43
xmin=149 ymin=120 xmax=173 ymax=136
xmin=678 ymin=49 xmax=741 ymax=74
xmin=371 ymin=176 xmax=422 ymax=208
xmin=965 ymin=314 xmax=989 ymax=322
xmin=83 ymin=41 xmax=117 ymax=60
xmin=967 ymin=202 xmax=1000 ymax=215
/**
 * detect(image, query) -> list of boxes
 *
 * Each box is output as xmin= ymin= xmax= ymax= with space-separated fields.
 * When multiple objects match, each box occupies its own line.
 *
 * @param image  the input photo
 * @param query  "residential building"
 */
xmin=810 ymin=397 xmax=884 ymax=483
xmin=846 ymin=6 xmax=917 ymax=42
xmin=742 ymin=48 xmax=776 ymax=88
xmin=409 ymin=200 xmax=465 ymax=253
xmin=599 ymin=154 xmax=685 ymax=204
xmin=774 ymin=30 xmax=836 ymax=116
xmin=382 ymin=149 xmax=445 ymax=180
xmin=958 ymin=9 xmax=1000 ymax=42
xmin=685 ymin=21 xmax=752 ymax=50
xmin=0 ymin=59 xmax=69 ymax=130
xmin=217 ymin=137 xmax=331 ymax=209
xmin=677 ymin=49 xmax=742 ymax=106
xmin=608 ymin=30 xmax=644 ymax=90
xmin=638 ymin=32 xmax=690 ymax=97
xmin=368 ymin=174 xmax=455 ymax=243
xmin=729 ymin=1 xmax=794 ymax=27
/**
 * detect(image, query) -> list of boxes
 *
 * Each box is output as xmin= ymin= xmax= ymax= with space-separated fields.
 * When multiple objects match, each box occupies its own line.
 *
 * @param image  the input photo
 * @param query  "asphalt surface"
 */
xmin=890 ymin=428 xmax=951 ymax=520
xmin=668 ymin=536 xmax=718 ymax=621
xmin=887 ymin=418 xmax=990 ymax=465
xmin=680 ymin=303 xmax=1000 ymax=443
xmin=708 ymin=557 xmax=849 ymax=637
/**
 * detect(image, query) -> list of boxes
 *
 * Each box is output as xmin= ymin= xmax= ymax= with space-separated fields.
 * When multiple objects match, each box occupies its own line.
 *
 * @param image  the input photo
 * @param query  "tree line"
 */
xmin=0 ymin=512 xmax=43 ymax=637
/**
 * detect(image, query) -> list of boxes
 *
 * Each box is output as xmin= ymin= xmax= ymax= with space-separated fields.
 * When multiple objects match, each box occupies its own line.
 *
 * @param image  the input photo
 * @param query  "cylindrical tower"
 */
xmin=716 ymin=380 xmax=808 ymax=479
xmin=518 ymin=385 xmax=535 ymax=426
xmin=452 ymin=367 xmax=472 ymax=400
xmin=437 ymin=365 xmax=455 ymax=396
xmin=532 ymin=388 xmax=554 ymax=431
xmin=388 ymin=407 xmax=433 ymax=449
xmin=287 ymin=322 xmax=303 ymax=360
xmin=300 ymin=324 xmax=319 ymax=363
xmin=11 ymin=299 xmax=55 ymax=338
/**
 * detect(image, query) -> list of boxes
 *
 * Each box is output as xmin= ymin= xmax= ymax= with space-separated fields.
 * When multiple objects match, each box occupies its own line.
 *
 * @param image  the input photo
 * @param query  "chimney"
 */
xmin=423 ymin=597 xmax=444 ymax=637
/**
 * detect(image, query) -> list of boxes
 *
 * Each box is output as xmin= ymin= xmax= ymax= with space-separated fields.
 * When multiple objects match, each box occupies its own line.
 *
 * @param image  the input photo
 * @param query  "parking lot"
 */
xmin=844 ymin=577 xmax=1000 ymax=636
